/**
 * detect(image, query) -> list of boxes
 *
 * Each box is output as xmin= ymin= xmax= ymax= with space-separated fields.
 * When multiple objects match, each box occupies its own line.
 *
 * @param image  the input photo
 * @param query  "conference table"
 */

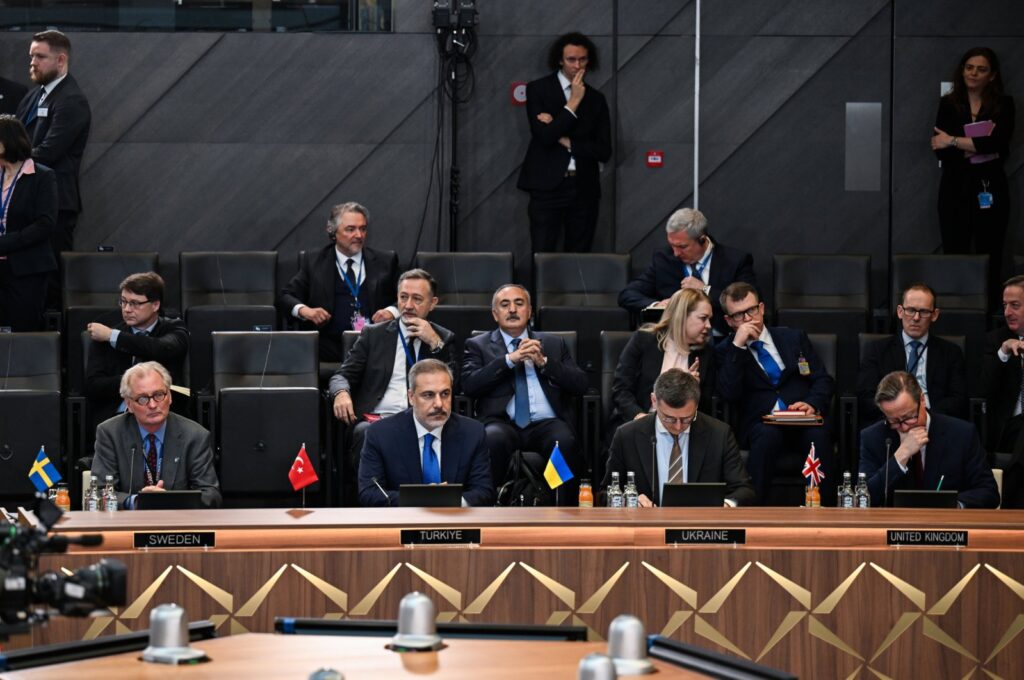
xmin=21 ymin=507 xmax=1024 ymax=678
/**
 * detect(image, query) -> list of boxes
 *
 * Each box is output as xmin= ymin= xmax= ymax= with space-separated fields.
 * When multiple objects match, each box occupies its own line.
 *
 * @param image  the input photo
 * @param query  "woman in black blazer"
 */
xmin=0 ymin=114 xmax=57 ymax=331
xmin=611 ymin=288 xmax=716 ymax=427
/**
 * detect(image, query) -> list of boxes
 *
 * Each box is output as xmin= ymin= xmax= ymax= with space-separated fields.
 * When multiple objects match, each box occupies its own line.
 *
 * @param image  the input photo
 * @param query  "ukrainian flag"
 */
xmin=543 ymin=442 xmax=574 ymax=490
xmin=27 ymin=446 xmax=62 ymax=493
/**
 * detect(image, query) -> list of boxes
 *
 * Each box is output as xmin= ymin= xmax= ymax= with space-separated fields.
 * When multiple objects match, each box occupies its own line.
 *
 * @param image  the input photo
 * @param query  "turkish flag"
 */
xmin=288 ymin=443 xmax=319 ymax=491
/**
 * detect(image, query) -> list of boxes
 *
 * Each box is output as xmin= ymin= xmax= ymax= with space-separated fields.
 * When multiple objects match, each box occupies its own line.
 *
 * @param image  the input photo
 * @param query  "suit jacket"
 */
xmin=714 ymin=326 xmax=834 ymax=442
xmin=358 ymin=409 xmax=494 ymax=507
xmin=859 ymin=413 xmax=998 ymax=509
xmin=618 ymin=242 xmax=757 ymax=335
xmin=0 ymin=162 xmax=57 ymax=276
xmin=15 ymin=74 xmax=91 ymax=213
xmin=600 ymin=413 xmax=755 ymax=506
xmin=856 ymin=334 xmax=968 ymax=424
xmin=516 ymin=72 xmax=611 ymax=195
xmin=0 ymin=76 xmax=27 ymax=116
xmin=462 ymin=329 xmax=589 ymax=425
xmin=611 ymin=329 xmax=716 ymax=424
xmin=277 ymin=244 xmax=399 ymax=329
xmin=84 ymin=317 xmax=190 ymax=419
xmin=981 ymin=326 xmax=1022 ymax=450
xmin=91 ymin=411 xmax=222 ymax=508
xmin=328 ymin=318 xmax=458 ymax=417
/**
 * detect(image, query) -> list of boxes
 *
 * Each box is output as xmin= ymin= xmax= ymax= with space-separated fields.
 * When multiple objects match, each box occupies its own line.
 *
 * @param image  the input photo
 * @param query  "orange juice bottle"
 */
xmin=54 ymin=484 xmax=71 ymax=512
xmin=578 ymin=479 xmax=594 ymax=508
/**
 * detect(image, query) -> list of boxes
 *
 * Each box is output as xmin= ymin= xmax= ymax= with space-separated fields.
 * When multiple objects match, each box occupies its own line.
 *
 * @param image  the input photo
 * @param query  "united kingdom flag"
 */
xmin=802 ymin=443 xmax=825 ymax=486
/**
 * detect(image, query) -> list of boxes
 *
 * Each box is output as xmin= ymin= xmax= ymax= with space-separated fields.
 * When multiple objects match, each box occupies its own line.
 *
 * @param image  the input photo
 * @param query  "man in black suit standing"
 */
xmin=619 ymin=208 xmax=756 ymax=336
xmin=358 ymin=359 xmax=493 ymax=507
xmin=328 ymin=269 xmax=457 ymax=502
xmin=715 ymin=282 xmax=835 ymax=504
xmin=15 ymin=30 xmax=91 ymax=303
xmin=84 ymin=272 xmax=189 ymax=425
xmin=982 ymin=275 xmax=1024 ymax=507
xmin=602 ymin=369 xmax=755 ymax=507
xmin=517 ymin=32 xmax=611 ymax=253
xmin=462 ymin=284 xmax=589 ymax=502
xmin=278 ymin=201 xmax=399 ymax=362
xmin=0 ymin=75 xmax=26 ymax=116
xmin=857 ymin=283 xmax=968 ymax=426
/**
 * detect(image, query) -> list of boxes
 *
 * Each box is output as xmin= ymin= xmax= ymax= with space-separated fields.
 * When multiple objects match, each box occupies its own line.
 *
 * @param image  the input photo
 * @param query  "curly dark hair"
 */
xmin=946 ymin=46 xmax=1005 ymax=117
xmin=546 ymin=32 xmax=599 ymax=72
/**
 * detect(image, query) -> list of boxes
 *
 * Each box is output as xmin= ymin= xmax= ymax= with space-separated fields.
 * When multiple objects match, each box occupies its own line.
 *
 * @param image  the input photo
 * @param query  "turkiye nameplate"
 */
xmin=401 ymin=528 xmax=481 ymax=545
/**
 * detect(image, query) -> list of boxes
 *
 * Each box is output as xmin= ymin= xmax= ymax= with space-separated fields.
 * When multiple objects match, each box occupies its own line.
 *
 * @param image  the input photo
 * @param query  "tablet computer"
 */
xmin=399 ymin=484 xmax=463 ymax=508
xmin=892 ymin=490 xmax=957 ymax=508
xmin=134 ymin=490 xmax=204 ymax=510
xmin=660 ymin=483 xmax=726 ymax=507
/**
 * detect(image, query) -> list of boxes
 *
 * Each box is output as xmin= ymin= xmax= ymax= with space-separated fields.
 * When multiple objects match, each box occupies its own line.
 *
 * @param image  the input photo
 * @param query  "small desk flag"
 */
xmin=288 ymin=443 xmax=319 ymax=491
xmin=543 ymin=442 xmax=574 ymax=490
xmin=28 ymin=446 xmax=62 ymax=493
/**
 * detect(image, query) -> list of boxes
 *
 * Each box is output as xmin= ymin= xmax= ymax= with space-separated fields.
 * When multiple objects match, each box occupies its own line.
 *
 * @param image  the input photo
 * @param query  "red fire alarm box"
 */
xmin=646 ymin=150 xmax=664 ymax=168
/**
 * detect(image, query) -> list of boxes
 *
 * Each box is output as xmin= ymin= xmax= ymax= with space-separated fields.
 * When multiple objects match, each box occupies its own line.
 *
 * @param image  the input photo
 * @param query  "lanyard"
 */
xmin=397 ymin=323 xmax=419 ymax=367
xmin=0 ymin=164 xmax=25 ymax=234
xmin=335 ymin=256 xmax=363 ymax=310
xmin=682 ymin=251 xmax=711 ymax=279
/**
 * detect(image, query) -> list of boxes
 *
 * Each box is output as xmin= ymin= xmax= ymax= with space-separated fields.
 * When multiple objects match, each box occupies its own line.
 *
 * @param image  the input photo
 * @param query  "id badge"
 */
xmin=37 ymin=107 xmax=48 ymax=118
xmin=351 ymin=311 xmax=366 ymax=331
xmin=797 ymin=354 xmax=811 ymax=376
xmin=978 ymin=192 xmax=993 ymax=209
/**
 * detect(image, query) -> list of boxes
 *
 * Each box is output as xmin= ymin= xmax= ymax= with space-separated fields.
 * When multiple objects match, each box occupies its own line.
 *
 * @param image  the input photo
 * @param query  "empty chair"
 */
xmin=180 ymin=252 xmax=278 ymax=394
xmin=0 ymin=333 xmax=62 ymax=507
xmin=773 ymin=254 xmax=870 ymax=399
xmin=598 ymin=330 xmax=632 ymax=482
xmin=207 ymin=332 xmax=324 ymax=505
xmin=533 ymin=253 xmax=631 ymax=387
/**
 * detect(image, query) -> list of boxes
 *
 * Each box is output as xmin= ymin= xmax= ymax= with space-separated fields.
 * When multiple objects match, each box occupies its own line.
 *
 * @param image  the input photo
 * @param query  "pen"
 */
xmin=936 ymin=475 xmax=945 ymax=491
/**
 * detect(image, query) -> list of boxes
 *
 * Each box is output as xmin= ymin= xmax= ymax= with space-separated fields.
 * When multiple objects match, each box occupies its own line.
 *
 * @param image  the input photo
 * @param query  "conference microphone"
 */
xmin=650 ymin=435 xmax=658 ymax=506
xmin=372 ymin=477 xmax=391 ymax=506
xmin=883 ymin=438 xmax=892 ymax=507
xmin=126 ymin=445 xmax=136 ymax=509
xmin=44 ymin=533 xmax=105 ymax=553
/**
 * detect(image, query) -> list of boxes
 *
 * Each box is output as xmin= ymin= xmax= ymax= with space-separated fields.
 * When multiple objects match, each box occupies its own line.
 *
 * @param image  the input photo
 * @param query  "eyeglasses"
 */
xmin=726 ymin=304 xmax=762 ymax=323
xmin=129 ymin=391 xmax=168 ymax=406
xmin=899 ymin=306 xmax=935 ymax=318
xmin=657 ymin=410 xmax=697 ymax=427
xmin=884 ymin=412 xmax=919 ymax=427
xmin=119 ymin=297 xmax=153 ymax=309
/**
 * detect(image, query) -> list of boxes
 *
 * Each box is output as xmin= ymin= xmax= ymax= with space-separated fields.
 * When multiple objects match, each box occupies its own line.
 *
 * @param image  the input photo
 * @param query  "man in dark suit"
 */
xmin=84 ymin=272 xmax=189 ymax=424
xmin=715 ymin=282 xmax=835 ymax=504
xmin=859 ymin=371 xmax=997 ymax=508
xmin=329 ymin=269 xmax=457 ymax=502
xmin=857 ymin=283 xmax=968 ymax=426
xmin=0 ymin=76 xmax=27 ymax=116
xmin=462 ymin=284 xmax=589 ymax=502
xmin=618 ymin=208 xmax=756 ymax=336
xmin=602 ymin=369 xmax=754 ymax=507
xmin=15 ymin=30 xmax=90 ymax=305
xmin=517 ymin=32 xmax=611 ymax=253
xmin=92 ymin=362 xmax=221 ymax=509
xmin=982 ymin=275 xmax=1024 ymax=507
xmin=358 ymin=359 xmax=493 ymax=507
xmin=277 ymin=201 xmax=399 ymax=362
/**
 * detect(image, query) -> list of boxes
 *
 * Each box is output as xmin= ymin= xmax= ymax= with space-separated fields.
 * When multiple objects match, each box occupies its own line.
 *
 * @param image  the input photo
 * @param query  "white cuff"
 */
xmin=291 ymin=304 xmax=304 ymax=319
xmin=109 ymin=329 xmax=121 ymax=347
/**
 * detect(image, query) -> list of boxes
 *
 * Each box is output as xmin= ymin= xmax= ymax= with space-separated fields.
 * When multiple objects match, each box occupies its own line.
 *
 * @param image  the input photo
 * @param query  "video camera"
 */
xmin=0 ymin=496 xmax=127 ymax=639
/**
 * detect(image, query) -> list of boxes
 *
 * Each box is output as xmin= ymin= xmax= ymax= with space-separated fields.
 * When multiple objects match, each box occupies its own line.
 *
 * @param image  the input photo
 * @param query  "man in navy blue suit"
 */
xmin=358 ymin=359 xmax=494 ymax=507
xmin=715 ymin=282 xmax=835 ymax=504
xmin=859 ymin=371 xmax=997 ymax=508
xmin=618 ymin=208 xmax=756 ymax=336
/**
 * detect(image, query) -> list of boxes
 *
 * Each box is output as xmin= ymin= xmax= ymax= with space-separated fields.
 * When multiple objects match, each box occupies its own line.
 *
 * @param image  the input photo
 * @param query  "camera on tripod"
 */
xmin=0 ymin=496 xmax=127 ymax=639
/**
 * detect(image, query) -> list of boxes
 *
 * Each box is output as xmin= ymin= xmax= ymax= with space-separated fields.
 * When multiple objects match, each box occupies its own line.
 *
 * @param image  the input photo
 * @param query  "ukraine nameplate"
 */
xmin=401 ymin=528 xmax=481 ymax=545
xmin=665 ymin=529 xmax=746 ymax=545
xmin=887 ymin=530 xmax=968 ymax=547
xmin=134 ymin=531 xmax=216 ymax=549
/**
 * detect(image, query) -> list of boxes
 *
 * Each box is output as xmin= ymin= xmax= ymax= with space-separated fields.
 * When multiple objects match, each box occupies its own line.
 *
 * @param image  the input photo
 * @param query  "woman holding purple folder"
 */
xmin=931 ymin=47 xmax=1015 ymax=306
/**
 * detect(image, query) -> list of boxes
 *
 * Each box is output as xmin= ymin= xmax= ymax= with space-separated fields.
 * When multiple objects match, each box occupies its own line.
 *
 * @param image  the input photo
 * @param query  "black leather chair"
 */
xmin=773 ymin=255 xmax=869 ymax=400
xmin=533 ymin=253 xmax=631 ymax=390
xmin=180 ymin=251 xmax=278 ymax=395
xmin=0 ymin=333 xmax=62 ymax=508
xmin=205 ymin=331 xmax=325 ymax=506
xmin=597 ymin=330 xmax=632 ymax=482
xmin=413 ymin=252 xmax=514 ymax=356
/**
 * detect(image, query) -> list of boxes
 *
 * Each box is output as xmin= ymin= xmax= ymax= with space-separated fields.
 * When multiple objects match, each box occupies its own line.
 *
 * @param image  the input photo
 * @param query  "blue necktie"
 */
xmin=421 ymin=433 xmax=440 ymax=484
xmin=751 ymin=340 xmax=786 ymax=410
xmin=22 ymin=88 xmax=44 ymax=126
xmin=511 ymin=338 xmax=531 ymax=428
xmin=906 ymin=340 xmax=923 ymax=375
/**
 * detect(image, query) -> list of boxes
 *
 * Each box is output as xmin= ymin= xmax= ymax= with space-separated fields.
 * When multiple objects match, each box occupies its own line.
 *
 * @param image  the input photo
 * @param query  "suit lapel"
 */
xmin=160 ymin=416 xmax=181 ymax=488
xmin=401 ymin=411 xmax=426 ymax=483
xmin=687 ymin=418 xmax=709 ymax=482
xmin=634 ymin=418 xmax=657 ymax=502
xmin=439 ymin=416 xmax=459 ymax=482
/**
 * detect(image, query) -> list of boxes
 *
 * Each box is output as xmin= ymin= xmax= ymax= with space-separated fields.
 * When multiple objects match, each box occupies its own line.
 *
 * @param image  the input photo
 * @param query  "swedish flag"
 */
xmin=27 ymin=446 xmax=62 ymax=493
xmin=543 ymin=442 xmax=574 ymax=490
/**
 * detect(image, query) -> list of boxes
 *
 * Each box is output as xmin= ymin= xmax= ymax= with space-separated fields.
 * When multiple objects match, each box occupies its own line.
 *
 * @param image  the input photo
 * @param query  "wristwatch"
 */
xmin=432 ymin=339 xmax=445 ymax=353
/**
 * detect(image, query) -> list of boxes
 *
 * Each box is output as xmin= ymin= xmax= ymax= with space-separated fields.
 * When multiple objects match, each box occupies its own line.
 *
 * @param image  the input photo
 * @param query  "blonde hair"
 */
xmin=642 ymin=288 xmax=712 ymax=353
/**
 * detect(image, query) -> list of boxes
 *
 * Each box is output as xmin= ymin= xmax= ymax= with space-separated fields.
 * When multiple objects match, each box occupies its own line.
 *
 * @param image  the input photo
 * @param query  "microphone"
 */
xmin=127 ymin=445 xmax=136 ymax=509
xmin=650 ymin=436 xmax=658 ymax=506
xmin=371 ymin=477 xmax=391 ymax=507
xmin=883 ymin=438 xmax=892 ymax=507
xmin=43 ymin=533 xmax=105 ymax=553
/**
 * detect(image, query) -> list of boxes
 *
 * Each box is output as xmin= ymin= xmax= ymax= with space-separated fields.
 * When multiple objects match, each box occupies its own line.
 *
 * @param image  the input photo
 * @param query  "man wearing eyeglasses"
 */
xmin=715 ymin=282 xmax=835 ymax=504
xmin=601 ymin=369 xmax=754 ymax=507
xmin=92 ymin=361 xmax=221 ymax=509
xmin=859 ymin=371 xmax=997 ymax=508
xmin=856 ymin=283 xmax=967 ymax=427
xmin=84 ymin=271 xmax=189 ymax=425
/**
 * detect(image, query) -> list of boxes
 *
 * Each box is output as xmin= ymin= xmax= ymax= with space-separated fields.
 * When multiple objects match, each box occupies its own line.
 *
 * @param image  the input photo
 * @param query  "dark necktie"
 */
xmin=145 ymin=433 xmax=158 ymax=483
xmin=345 ymin=258 xmax=356 ymax=285
xmin=131 ymin=329 xmax=150 ymax=365
xmin=911 ymin=449 xmax=924 ymax=486
xmin=906 ymin=340 xmax=923 ymax=375
xmin=22 ymin=88 xmax=45 ymax=126
xmin=510 ymin=338 xmax=530 ymax=428
xmin=666 ymin=435 xmax=683 ymax=485
xmin=421 ymin=433 xmax=440 ymax=484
